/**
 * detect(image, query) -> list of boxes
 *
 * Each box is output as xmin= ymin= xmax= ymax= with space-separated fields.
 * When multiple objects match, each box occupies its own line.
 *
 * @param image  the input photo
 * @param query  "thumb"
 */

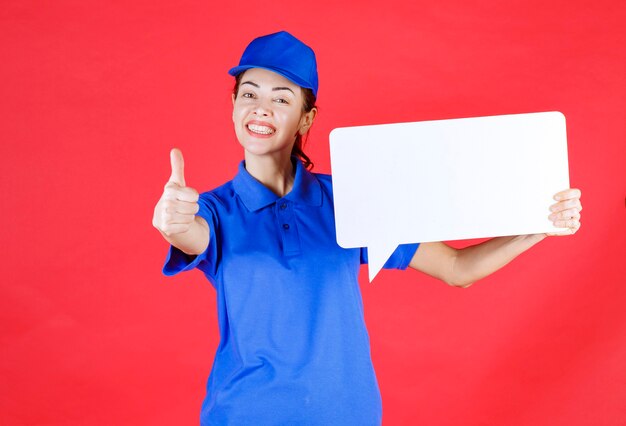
xmin=169 ymin=148 xmax=186 ymax=187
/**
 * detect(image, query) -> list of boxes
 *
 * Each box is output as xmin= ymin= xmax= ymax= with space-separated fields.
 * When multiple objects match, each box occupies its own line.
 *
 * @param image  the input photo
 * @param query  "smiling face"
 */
xmin=232 ymin=68 xmax=316 ymax=161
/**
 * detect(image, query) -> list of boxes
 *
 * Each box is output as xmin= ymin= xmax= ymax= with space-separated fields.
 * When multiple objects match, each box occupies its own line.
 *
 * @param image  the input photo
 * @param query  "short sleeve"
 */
xmin=162 ymin=192 xmax=219 ymax=280
xmin=359 ymin=243 xmax=420 ymax=270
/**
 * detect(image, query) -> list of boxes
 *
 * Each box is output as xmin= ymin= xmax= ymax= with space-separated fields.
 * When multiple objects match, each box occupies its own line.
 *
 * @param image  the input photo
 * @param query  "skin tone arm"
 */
xmin=409 ymin=188 xmax=583 ymax=288
xmin=154 ymin=147 xmax=583 ymax=284
xmin=152 ymin=148 xmax=209 ymax=256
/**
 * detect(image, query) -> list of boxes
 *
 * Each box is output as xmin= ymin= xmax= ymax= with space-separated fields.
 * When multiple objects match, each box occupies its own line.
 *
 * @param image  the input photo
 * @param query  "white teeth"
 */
xmin=248 ymin=124 xmax=275 ymax=135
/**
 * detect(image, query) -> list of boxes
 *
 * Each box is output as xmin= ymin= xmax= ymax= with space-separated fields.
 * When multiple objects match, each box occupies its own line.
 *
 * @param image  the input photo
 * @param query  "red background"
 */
xmin=2 ymin=1 xmax=625 ymax=425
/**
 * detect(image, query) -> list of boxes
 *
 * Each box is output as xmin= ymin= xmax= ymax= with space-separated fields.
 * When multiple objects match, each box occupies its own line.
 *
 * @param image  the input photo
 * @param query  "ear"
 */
xmin=232 ymin=93 xmax=236 ymax=122
xmin=299 ymin=107 xmax=318 ymax=135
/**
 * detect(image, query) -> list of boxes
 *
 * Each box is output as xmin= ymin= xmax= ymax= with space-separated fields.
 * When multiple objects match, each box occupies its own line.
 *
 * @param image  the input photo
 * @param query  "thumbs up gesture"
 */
xmin=152 ymin=148 xmax=200 ymax=237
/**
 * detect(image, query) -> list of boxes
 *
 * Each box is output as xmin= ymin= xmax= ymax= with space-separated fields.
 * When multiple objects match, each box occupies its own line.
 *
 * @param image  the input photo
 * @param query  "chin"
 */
xmin=239 ymin=138 xmax=292 ymax=158
xmin=239 ymin=140 xmax=274 ymax=157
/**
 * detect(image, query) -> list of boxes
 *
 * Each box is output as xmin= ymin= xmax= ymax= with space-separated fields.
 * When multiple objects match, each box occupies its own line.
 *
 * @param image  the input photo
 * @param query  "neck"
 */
xmin=244 ymin=151 xmax=296 ymax=197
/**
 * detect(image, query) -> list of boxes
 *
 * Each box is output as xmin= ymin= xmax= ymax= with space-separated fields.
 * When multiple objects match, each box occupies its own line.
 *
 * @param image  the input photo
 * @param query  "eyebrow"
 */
xmin=241 ymin=81 xmax=295 ymax=94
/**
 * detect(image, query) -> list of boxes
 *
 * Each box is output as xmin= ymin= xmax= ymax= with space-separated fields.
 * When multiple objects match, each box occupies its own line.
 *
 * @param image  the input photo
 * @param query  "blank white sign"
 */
xmin=329 ymin=111 xmax=570 ymax=282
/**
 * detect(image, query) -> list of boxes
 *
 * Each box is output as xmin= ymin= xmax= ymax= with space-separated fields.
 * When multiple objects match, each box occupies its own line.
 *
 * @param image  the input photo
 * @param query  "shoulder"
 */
xmin=310 ymin=172 xmax=334 ymax=202
xmin=198 ymin=180 xmax=236 ymax=209
xmin=313 ymin=172 xmax=332 ymax=183
xmin=312 ymin=172 xmax=333 ymax=190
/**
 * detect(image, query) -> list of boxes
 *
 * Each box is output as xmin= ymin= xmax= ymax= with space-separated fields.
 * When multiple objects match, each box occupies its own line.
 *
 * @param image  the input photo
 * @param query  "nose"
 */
xmin=253 ymin=97 xmax=272 ymax=117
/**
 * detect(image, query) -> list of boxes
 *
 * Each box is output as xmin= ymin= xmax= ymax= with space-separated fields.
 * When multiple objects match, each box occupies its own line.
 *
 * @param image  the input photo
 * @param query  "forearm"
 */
xmin=452 ymin=233 xmax=547 ymax=287
xmin=159 ymin=216 xmax=210 ymax=256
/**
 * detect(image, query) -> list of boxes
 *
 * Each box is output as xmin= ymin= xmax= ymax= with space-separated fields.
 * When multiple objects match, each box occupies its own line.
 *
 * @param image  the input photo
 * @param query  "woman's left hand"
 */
xmin=546 ymin=188 xmax=583 ymax=236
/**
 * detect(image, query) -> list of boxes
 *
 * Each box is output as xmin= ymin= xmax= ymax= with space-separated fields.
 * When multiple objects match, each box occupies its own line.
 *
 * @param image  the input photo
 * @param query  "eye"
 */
xmin=241 ymin=92 xmax=254 ymax=99
xmin=274 ymin=98 xmax=289 ymax=104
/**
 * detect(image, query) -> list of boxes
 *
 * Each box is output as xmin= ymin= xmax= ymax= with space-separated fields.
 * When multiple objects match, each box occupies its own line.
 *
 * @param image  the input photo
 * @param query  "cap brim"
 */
xmin=228 ymin=65 xmax=316 ymax=96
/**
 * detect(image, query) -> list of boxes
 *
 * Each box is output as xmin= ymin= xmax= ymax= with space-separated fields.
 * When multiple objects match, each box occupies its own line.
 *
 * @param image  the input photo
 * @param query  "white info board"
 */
xmin=329 ymin=111 xmax=570 ymax=282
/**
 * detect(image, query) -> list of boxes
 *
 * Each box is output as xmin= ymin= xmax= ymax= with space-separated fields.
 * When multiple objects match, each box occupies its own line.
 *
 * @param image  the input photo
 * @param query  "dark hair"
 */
xmin=233 ymin=72 xmax=317 ymax=170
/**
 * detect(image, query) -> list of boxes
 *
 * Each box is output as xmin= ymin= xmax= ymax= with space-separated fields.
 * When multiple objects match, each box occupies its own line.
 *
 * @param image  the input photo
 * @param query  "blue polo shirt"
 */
xmin=163 ymin=157 xmax=419 ymax=426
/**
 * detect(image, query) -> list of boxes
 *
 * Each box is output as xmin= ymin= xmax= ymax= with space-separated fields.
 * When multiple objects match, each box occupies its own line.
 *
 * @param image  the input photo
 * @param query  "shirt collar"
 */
xmin=232 ymin=157 xmax=322 ymax=212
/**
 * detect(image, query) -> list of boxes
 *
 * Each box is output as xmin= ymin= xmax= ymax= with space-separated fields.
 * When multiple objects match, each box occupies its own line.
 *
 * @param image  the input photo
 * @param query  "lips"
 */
xmin=246 ymin=120 xmax=276 ymax=136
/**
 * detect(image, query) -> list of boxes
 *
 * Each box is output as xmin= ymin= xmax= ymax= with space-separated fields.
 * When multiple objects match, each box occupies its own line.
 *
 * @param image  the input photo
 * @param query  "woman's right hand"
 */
xmin=152 ymin=148 xmax=201 ymax=237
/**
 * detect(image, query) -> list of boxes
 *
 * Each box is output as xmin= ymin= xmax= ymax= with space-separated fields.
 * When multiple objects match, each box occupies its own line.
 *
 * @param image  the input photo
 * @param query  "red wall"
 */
xmin=2 ymin=1 xmax=625 ymax=425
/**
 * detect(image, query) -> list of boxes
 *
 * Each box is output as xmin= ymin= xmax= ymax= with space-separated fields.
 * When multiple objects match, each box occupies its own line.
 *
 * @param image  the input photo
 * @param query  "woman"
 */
xmin=152 ymin=31 xmax=582 ymax=425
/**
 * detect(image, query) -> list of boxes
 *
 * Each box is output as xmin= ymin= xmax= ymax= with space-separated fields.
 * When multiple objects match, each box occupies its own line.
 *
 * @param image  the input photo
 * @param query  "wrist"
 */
xmin=526 ymin=233 xmax=548 ymax=243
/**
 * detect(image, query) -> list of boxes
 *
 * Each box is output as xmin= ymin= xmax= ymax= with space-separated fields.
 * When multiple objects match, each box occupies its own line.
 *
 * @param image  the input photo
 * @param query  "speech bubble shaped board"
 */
xmin=329 ymin=111 xmax=570 ymax=282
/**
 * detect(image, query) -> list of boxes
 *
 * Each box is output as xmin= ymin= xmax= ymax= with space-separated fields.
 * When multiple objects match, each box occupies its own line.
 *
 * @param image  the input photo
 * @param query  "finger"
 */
xmin=553 ymin=188 xmax=581 ymax=201
xmin=165 ymin=200 xmax=199 ymax=215
xmin=169 ymin=148 xmax=186 ymax=187
xmin=553 ymin=218 xmax=581 ymax=229
xmin=163 ymin=185 xmax=199 ymax=203
xmin=547 ymin=220 xmax=581 ymax=236
xmin=548 ymin=208 xmax=581 ymax=221
xmin=549 ymin=199 xmax=582 ymax=213
xmin=162 ymin=211 xmax=196 ymax=225
xmin=177 ymin=201 xmax=200 ymax=215
xmin=177 ymin=186 xmax=199 ymax=203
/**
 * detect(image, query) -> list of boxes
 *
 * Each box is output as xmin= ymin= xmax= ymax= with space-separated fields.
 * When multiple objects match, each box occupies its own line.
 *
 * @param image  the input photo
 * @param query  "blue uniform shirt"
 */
xmin=163 ymin=157 xmax=419 ymax=425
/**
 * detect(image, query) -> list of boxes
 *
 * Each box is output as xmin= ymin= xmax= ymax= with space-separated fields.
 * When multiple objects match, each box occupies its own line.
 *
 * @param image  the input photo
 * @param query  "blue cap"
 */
xmin=228 ymin=31 xmax=319 ymax=97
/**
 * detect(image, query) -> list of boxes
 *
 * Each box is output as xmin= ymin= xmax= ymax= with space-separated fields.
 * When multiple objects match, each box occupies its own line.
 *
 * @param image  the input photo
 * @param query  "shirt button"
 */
xmin=282 ymin=223 xmax=290 ymax=230
xmin=280 ymin=203 xmax=287 ymax=210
